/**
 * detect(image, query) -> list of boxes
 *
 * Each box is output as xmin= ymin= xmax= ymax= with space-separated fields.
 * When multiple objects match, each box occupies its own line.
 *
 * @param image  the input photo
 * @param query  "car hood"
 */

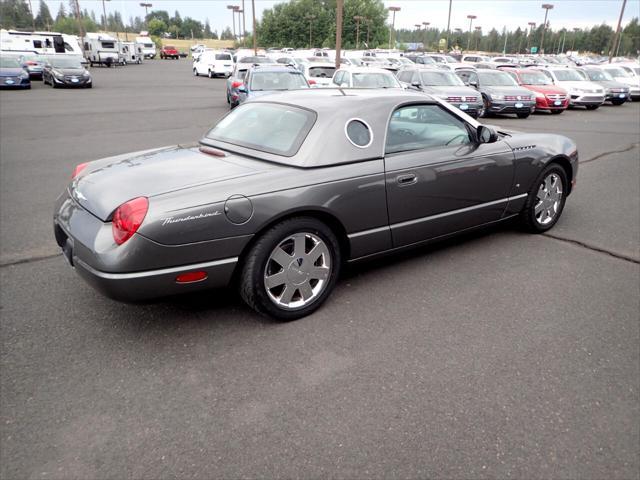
xmin=521 ymin=84 xmax=567 ymax=95
xmin=423 ymin=86 xmax=481 ymax=99
xmin=54 ymin=67 xmax=87 ymax=75
xmin=0 ymin=67 xmax=24 ymax=77
xmin=554 ymin=80 xmax=603 ymax=91
xmin=591 ymin=79 xmax=629 ymax=89
xmin=71 ymin=145 xmax=276 ymax=221
xmin=481 ymin=85 xmax=533 ymax=97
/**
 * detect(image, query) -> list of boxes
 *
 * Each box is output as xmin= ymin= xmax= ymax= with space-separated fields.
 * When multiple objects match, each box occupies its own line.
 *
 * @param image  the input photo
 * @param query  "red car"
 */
xmin=500 ymin=68 xmax=569 ymax=114
xmin=160 ymin=45 xmax=179 ymax=60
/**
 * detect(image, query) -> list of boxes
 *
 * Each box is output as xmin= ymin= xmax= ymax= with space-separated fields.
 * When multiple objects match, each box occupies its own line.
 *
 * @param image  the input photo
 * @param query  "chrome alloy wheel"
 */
xmin=264 ymin=232 xmax=331 ymax=310
xmin=535 ymin=173 xmax=563 ymax=225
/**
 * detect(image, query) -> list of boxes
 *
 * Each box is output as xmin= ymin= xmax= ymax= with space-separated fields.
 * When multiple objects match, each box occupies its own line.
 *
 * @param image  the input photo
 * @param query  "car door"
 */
xmin=384 ymin=103 xmax=516 ymax=247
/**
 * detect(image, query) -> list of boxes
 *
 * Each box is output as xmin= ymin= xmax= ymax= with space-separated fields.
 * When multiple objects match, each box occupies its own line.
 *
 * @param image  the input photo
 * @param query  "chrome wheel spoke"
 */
xmin=306 ymin=242 xmax=329 ymax=263
xmin=279 ymin=285 xmax=296 ymax=304
xmin=265 ymin=271 xmax=287 ymax=289
xmin=293 ymin=234 xmax=306 ymax=258
xmin=298 ymin=282 xmax=313 ymax=301
xmin=544 ymin=176 xmax=553 ymax=191
xmin=534 ymin=201 xmax=544 ymax=215
xmin=271 ymin=247 xmax=292 ymax=268
xmin=309 ymin=266 xmax=330 ymax=281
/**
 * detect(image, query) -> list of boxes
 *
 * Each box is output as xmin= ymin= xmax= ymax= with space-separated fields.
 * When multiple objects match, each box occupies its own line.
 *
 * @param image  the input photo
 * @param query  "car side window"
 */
xmin=398 ymin=71 xmax=412 ymax=83
xmin=386 ymin=104 xmax=472 ymax=155
xmin=333 ymin=71 xmax=344 ymax=85
xmin=541 ymin=70 xmax=554 ymax=81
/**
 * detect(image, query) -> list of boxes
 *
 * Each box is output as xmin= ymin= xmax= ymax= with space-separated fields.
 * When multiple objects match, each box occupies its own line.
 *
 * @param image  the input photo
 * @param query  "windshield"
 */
xmin=48 ymin=57 xmax=83 ymax=68
xmin=0 ymin=57 xmax=21 ymax=68
xmin=206 ymin=103 xmax=316 ymax=157
xmin=420 ymin=71 xmax=464 ymax=86
xmin=552 ymin=69 xmax=584 ymax=81
xmin=165 ymin=45 xmax=176 ymax=50
xmin=250 ymin=71 xmax=308 ymax=90
xmin=352 ymin=72 xmax=400 ymax=88
xmin=585 ymin=69 xmax=613 ymax=81
xmin=429 ymin=56 xmax=445 ymax=63
xmin=519 ymin=71 xmax=552 ymax=85
xmin=20 ymin=54 xmax=46 ymax=62
xmin=215 ymin=54 xmax=232 ymax=60
xmin=602 ymin=67 xmax=631 ymax=78
xmin=308 ymin=66 xmax=335 ymax=78
xmin=477 ymin=71 xmax=518 ymax=86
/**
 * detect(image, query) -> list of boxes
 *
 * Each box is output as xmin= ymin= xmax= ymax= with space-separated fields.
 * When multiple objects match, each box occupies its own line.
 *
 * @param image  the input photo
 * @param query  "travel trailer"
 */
xmin=135 ymin=35 xmax=156 ymax=59
xmin=118 ymin=41 xmax=141 ymax=65
xmin=0 ymin=29 xmax=82 ymax=56
xmin=82 ymin=32 xmax=119 ymax=67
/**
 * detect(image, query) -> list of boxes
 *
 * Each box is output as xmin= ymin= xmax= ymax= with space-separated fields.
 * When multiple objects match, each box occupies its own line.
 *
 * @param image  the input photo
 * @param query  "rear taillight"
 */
xmin=308 ymin=79 xmax=317 ymax=85
xmin=231 ymin=81 xmax=243 ymax=88
xmin=72 ymin=162 xmax=89 ymax=179
xmin=112 ymin=197 xmax=148 ymax=245
xmin=25 ymin=61 xmax=38 ymax=65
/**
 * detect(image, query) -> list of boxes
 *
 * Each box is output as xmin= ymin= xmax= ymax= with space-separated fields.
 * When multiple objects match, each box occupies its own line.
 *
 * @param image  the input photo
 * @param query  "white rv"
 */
xmin=118 ymin=41 xmax=141 ymax=64
xmin=0 ymin=29 xmax=82 ymax=56
xmin=135 ymin=36 xmax=156 ymax=59
xmin=82 ymin=33 xmax=119 ymax=67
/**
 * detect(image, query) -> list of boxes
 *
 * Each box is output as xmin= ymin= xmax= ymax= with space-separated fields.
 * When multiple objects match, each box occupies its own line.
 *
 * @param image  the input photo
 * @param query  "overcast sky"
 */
xmin=45 ymin=0 xmax=639 ymax=36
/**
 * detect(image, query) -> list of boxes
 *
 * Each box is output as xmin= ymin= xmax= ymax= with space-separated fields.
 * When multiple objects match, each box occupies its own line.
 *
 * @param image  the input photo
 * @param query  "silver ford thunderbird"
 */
xmin=54 ymin=90 xmax=578 ymax=320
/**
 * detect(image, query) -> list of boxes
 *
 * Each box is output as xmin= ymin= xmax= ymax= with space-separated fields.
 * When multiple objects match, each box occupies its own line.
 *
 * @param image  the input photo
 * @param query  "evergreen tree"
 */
xmin=35 ymin=0 xmax=54 ymax=30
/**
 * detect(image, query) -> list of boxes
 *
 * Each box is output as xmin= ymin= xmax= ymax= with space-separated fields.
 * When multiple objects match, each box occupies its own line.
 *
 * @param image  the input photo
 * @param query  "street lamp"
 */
xmin=571 ymin=27 xmax=580 ymax=51
xmin=354 ymin=15 xmax=365 ymax=49
xmin=540 ymin=3 xmax=553 ymax=54
xmin=365 ymin=18 xmax=372 ymax=47
xmin=236 ymin=8 xmax=243 ymax=44
xmin=466 ymin=14 xmax=477 ymax=51
xmin=227 ymin=5 xmax=238 ymax=40
xmin=305 ymin=15 xmax=316 ymax=48
xmin=388 ymin=6 xmax=400 ymax=50
xmin=422 ymin=21 xmax=429 ymax=50
xmin=139 ymin=2 xmax=152 ymax=18
xmin=527 ymin=21 xmax=536 ymax=52
xmin=474 ymin=25 xmax=481 ymax=50
xmin=102 ymin=0 xmax=110 ymax=31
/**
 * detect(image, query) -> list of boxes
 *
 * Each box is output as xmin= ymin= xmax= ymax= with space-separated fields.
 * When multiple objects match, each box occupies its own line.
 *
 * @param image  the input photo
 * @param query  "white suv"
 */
xmin=536 ymin=67 xmax=605 ymax=109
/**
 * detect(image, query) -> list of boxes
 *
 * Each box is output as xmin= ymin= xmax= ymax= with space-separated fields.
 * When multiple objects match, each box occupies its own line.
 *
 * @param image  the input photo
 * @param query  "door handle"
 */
xmin=396 ymin=174 xmax=417 ymax=186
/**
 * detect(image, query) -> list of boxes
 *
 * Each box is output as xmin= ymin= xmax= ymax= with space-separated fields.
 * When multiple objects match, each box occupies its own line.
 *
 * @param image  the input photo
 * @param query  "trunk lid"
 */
xmin=72 ymin=145 xmax=272 ymax=220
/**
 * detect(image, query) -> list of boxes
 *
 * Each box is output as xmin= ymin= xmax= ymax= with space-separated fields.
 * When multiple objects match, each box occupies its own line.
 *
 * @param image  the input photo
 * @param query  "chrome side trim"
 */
xmin=391 ymin=193 xmax=528 ymax=230
xmin=348 ymin=225 xmax=390 ymax=239
xmin=75 ymin=257 xmax=238 ymax=280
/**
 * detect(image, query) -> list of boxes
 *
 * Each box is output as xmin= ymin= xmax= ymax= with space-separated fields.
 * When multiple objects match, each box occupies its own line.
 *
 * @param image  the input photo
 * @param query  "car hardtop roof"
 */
xmin=248 ymin=64 xmax=303 ymax=73
xmin=337 ymin=66 xmax=395 ymax=74
xmin=249 ymin=88 xmax=434 ymax=111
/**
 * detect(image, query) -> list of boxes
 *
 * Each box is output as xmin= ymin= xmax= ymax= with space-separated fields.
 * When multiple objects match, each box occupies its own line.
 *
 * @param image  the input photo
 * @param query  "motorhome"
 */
xmin=118 ymin=41 xmax=141 ymax=64
xmin=135 ymin=35 xmax=156 ymax=59
xmin=82 ymin=32 xmax=119 ymax=67
xmin=0 ymin=29 xmax=82 ymax=56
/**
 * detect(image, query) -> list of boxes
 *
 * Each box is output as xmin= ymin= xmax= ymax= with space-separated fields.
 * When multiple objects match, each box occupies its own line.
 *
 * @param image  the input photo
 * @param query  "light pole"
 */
xmin=236 ymin=8 xmax=243 ymax=44
xmin=474 ymin=25 xmax=481 ymax=50
xmin=422 ymin=21 xmax=429 ymax=50
xmin=305 ymin=14 xmax=316 ymax=48
xmin=608 ymin=0 xmax=627 ymax=62
xmin=559 ymin=28 xmax=566 ymax=53
xmin=241 ymin=0 xmax=246 ymax=46
xmin=540 ymin=3 xmax=553 ymax=54
xmin=354 ymin=16 xmax=364 ymax=49
xmin=102 ymin=0 xmax=110 ymax=30
xmin=571 ymin=27 xmax=580 ymax=51
xmin=227 ymin=5 xmax=238 ymax=40
xmin=388 ymin=6 xmax=400 ymax=50
xmin=139 ymin=2 xmax=152 ymax=18
xmin=335 ymin=0 xmax=343 ymax=69
xmin=445 ymin=0 xmax=453 ymax=50
xmin=251 ymin=0 xmax=257 ymax=54
xmin=365 ymin=18 xmax=371 ymax=47
xmin=466 ymin=14 xmax=476 ymax=51
xmin=527 ymin=21 xmax=536 ymax=52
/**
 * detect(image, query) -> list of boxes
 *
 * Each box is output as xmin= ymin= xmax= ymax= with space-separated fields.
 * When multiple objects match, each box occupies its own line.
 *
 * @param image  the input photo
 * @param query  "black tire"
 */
xmin=585 ymin=104 xmax=599 ymax=110
xmin=193 ymin=68 xmax=198 ymax=77
xmin=611 ymin=99 xmax=625 ymax=106
xmin=517 ymin=112 xmax=530 ymax=119
xmin=239 ymin=217 xmax=342 ymax=321
xmin=86 ymin=84 xmax=92 ymax=88
xmin=481 ymin=96 xmax=491 ymax=117
xmin=520 ymin=163 xmax=568 ymax=233
xmin=551 ymin=109 xmax=563 ymax=114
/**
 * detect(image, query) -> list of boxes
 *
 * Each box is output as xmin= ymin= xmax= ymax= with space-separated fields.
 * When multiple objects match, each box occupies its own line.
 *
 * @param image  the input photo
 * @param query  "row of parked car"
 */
xmin=0 ymin=53 xmax=93 ymax=89
xmin=198 ymin=50 xmax=639 ymax=119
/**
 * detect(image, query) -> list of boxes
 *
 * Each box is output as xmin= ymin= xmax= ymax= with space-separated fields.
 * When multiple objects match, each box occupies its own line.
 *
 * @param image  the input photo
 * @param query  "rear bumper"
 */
xmin=53 ymin=190 xmax=247 ymax=302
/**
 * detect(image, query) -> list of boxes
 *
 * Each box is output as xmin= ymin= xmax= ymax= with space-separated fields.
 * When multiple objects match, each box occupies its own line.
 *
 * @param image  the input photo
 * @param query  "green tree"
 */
xmin=220 ymin=26 xmax=233 ymax=40
xmin=0 ymin=0 xmax=34 ymax=29
xmin=147 ymin=17 xmax=167 ymax=36
xmin=35 ymin=0 xmax=53 ymax=30
xmin=204 ymin=19 xmax=213 ymax=38
xmin=55 ymin=2 xmax=65 ymax=21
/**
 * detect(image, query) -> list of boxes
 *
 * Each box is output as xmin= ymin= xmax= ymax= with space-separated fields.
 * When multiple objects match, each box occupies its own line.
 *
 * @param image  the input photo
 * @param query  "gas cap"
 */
xmin=224 ymin=195 xmax=253 ymax=224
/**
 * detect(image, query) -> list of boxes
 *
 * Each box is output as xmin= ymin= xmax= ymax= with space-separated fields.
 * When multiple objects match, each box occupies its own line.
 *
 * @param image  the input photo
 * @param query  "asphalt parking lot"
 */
xmin=1 ymin=59 xmax=639 ymax=479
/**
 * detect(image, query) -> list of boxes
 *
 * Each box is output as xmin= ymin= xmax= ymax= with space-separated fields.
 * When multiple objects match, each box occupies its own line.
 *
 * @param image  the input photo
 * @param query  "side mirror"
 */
xmin=477 ymin=125 xmax=498 ymax=144
xmin=469 ymin=80 xmax=479 ymax=88
xmin=411 ymin=81 xmax=422 ymax=89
